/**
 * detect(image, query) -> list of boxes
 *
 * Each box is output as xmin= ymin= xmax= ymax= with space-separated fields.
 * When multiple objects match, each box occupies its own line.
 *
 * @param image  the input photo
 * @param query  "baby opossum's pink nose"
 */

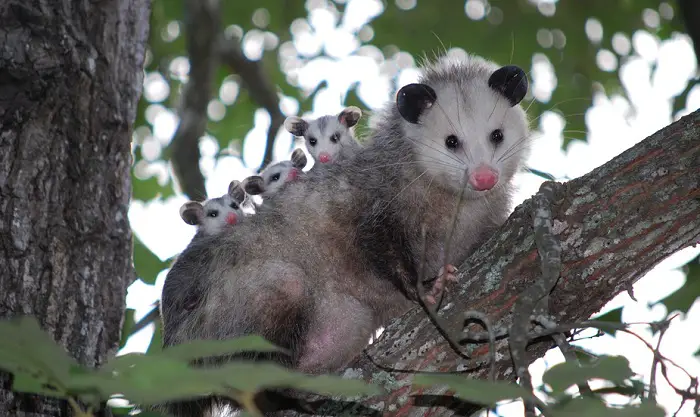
xmin=226 ymin=212 xmax=237 ymax=225
xmin=469 ymin=166 xmax=499 ymax=191
xmin=318 ymin=152 xmax=331 ymax=163
xmin=287 ymin=168 xmax=299 ymax=182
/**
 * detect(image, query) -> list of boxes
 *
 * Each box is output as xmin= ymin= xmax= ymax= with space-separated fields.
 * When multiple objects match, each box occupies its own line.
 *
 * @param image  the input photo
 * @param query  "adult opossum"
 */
xmin=159 ymin=53 xmax=531 ymax=416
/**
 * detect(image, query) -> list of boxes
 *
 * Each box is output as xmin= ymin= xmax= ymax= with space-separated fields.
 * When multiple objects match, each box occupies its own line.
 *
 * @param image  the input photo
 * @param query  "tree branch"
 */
xmin=219 ymin=37 xmax=285 ymax=172
xmin=167 ymin=0 xmax=221 ymax=201
xmin=285 ymin=109 xmax=700 ymax=416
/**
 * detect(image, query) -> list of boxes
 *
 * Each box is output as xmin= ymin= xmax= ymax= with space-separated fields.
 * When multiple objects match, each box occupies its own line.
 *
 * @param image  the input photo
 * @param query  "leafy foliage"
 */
xmin=0 ymin=316 xmax=379 ymax=416
xmin=133 ymin=235 xmax=170 ymax=285
xmin=591 ymin=306 xmax=624 ymax=336
xmin=413 ymin=353 xmax=664 ymax=415
xmin=412 ymin=374 xmax=534 ymax=406
xmin=542 ymin=355 xmax=634 ymax=393
xmin=549 ymin=397 xmax=665 ymax=417
xmin=654 ymin=254 xmax=700 ymax=315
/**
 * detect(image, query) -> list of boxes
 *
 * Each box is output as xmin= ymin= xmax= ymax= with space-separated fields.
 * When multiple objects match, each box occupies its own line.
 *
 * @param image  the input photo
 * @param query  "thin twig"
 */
xmin=647 ymin=322 xmax=669 ymax=403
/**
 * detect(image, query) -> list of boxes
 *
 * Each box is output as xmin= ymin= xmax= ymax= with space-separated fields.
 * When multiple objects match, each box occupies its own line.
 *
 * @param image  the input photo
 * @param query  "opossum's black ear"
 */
xmin=488 ymin=65 xmax=528 ymax=106
xmin=291 ymin=148 xmax=307 ymax=169
xmin=243 ymin=176 xmax=265 ymax=195
xmin=338 ymin=106 xmax=362 ymax=128
xmin=227 ymin=180 xmax=246 ymax=204
xmin=284 ymin=116 xmax=308 ymax=137
xmin=397 ymin=83 xmax=437 ymax=124
xmin=180 ymin=202 xmax=203 ymax=226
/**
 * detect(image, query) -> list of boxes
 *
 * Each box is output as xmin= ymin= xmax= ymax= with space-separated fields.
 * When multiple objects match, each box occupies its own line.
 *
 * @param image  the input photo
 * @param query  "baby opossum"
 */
xmin=179 ymin=180 xmax=248 ymax=236
xmin=242 ymin=148 xmax=307 ymax=199
xmin=159 ymin=53 xmax=531 ymax=416
xmin=284 ymin=106 xmax=362 ymax=164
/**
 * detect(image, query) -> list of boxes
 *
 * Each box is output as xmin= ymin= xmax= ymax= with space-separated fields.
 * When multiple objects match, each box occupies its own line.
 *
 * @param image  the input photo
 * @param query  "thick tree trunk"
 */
xmin=293 ymin=110 xmax=700 ymax=416
xmin=0 ymin=0 xmax=150 ymax=416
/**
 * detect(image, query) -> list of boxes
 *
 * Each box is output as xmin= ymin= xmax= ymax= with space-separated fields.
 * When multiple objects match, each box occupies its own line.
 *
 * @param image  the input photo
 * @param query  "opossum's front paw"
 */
xmin=424 ymin=264 xmax=459 ymax=305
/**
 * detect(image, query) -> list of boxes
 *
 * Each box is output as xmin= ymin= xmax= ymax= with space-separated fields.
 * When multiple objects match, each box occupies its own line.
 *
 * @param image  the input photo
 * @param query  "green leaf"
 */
xmin=0 ymin=316 xmax=79 ymax=391
xmin=120 ymin=308 xmax=137 ymax=349
xmin=654 ymin=255 xmax=700 ymax=315
xmin=570 ymin=346 xmax=600 ymax=366
xmin=11 ymin=372 xmax=66 ymax=399
xmin=213 ymin=362 xmax=381 ymax=398
xmin=133 ymin=235 xmax=169 ymax=284
xmin=591 ymin=307 xmax=623 ymax=336
xmin=552 ymin=397 xmax=665 ymax=417
xmin=543 ymin=355 xmax=634 ymax=394
xmin=156 ymin=336 xmax=285 ymax=362
xmin=412 ymin=374 xmax=533 ymax=406
xmin=147 ymin=318 xmax=164 ymax=354
xmin=132 ymin=174 xmax=169 ymax=202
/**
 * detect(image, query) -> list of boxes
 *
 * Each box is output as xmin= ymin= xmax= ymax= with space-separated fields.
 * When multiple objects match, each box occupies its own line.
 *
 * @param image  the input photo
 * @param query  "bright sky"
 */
xmin=122 ymin=0 xmax=700 ymax=415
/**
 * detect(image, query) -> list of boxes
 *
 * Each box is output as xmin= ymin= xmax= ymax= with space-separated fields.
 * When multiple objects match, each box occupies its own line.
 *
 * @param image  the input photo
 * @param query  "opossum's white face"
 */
xmin=200 ymin=196 xmax=243 ymax=235
xmin=397 ymin=58 xmax=530 ymax=199
xmin=304 ymin=118 xmax=356 ymax=164
xmin=285 ymin=107 xmax=362 ymax=165
xmin=180 ymin=192 xmax=244 ymax=236
xmin=261 ymin=161 xmax=300 ymax=197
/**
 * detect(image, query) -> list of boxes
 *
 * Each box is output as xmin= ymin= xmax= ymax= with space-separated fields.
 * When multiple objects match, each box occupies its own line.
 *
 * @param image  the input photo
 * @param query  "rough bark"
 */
xmin=0 ymin=0 xmax=150 ymax=416
xmin=291 ymin=109 xmax=700 ymax=416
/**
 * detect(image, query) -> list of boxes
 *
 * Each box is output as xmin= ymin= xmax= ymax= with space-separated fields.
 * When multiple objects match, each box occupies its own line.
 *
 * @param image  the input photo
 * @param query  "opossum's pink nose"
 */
xmin=286 ymin=168 xmax=299 ymax=182
xmin=469 ymin=166 xmax=499 ymax=191
xmin=318 ymin=152 xmax=331 ymax=163
xmin=225 ymin=212 xmax=237 ymax=225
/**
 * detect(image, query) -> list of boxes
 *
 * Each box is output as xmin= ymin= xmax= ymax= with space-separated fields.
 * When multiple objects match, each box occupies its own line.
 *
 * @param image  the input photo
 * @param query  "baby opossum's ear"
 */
xmin=284 ymin=116 xmax=308 ymax=137
xmin=291 ymin=148 xmax=307 ymax=169
xmin=242 ymin=176 xmax=265 ymax=196
xmin=396 ymin=83 xmax=437 ymax=124
xmin=488 ymin=65 xmax=528 ymax=106
xmin=180 ymin=202 xmax=203 ymax=226
xmin=227 ymin=180 xmax=247 ymax=204
xmin=338 ymin=106 xmax=362 ymax=128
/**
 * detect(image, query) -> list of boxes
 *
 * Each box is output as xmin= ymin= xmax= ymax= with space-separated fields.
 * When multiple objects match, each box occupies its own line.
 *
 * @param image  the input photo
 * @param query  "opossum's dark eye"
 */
xmin=308 ymin=137 xmax=317 ymax=146
xmin=490 ymin=129 xmax=504 ymax=145
xmin=330 ymin=133 xmax=340 ymax=143
xmin=230 ymin=202 xmax=239 ymax=210
xmin=207 ymin=210 xmax=218 ymax=218
xmin=445 ymin=135 xmax=460 ymax=150
xmin=271 ymin=173 xmax=281 ymax=182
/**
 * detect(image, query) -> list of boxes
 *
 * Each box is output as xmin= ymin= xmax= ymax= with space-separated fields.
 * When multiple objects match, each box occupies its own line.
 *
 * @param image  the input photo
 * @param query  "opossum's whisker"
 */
xmin=500 ymin=143 xmax=533 ymax=164
xmin=497 ymin=133 xmax=532 ymax=163
xmin=360 ymin=160 xmax=463 ymax=172
xmin=405 ymin=136 xmax=466 ymax=166
xmin=430 ymin=99 xmax=474 ymax=164
xmin=498 ymin=139 xmax=531 ymax=163
xmin=452 ymin=82 xmax=476 ymax=165
xmin=386 ymin=170 xmax=429 ymax=207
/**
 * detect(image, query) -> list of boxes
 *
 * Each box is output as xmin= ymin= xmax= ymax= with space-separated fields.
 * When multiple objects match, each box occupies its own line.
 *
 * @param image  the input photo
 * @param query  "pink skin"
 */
xmin=286 ymin=168 xmax=299 ymax=182
xmin=424 ymin=264 xmax=459 ymax=305
xmin=225 ymin=212 xmax=237 ymax=225
xmin=318 ymin=152 xmax=331 ymax=164
xmin=468 ymin=165 xmax=499 ymax=191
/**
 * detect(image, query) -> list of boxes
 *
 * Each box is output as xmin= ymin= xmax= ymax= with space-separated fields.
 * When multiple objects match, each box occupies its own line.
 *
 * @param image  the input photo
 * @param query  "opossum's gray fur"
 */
xmin=158 ymin=53 xmax=532 ymax=416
